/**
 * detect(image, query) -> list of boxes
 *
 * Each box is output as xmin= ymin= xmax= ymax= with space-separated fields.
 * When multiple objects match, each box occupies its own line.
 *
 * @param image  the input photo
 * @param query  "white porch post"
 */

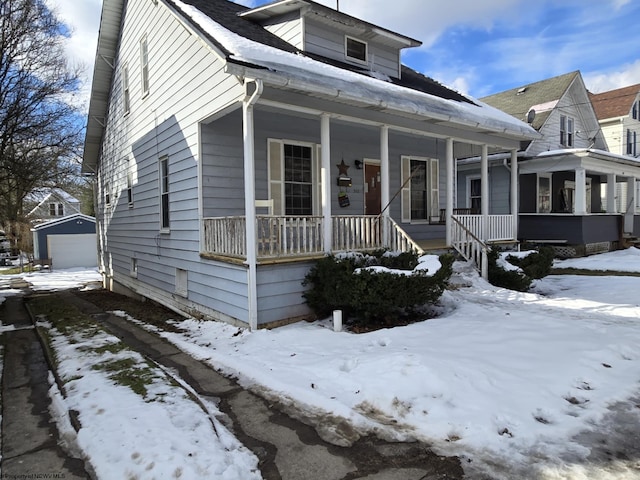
xmin=480 ymin=144 xmax=489 ymax=240
xmin=606 ymin=173 xmax=617 ymax=214
xmin=480 ymin=144 xmax=489 ymax=280
xmin=243 ymin=80 xmax=262 ymax=331
xmin=445 ymin=138 xmax=454 ymax=246
xmin=625 ymin=177 xmax=636 ymax=234
xmin=321 ymin=114 xmax=332 ymax=254
xmin=380 ymin=125 xmax=390 ymax=246
xmin=510 ymin=149 xmax=518 ymax=240
xmin=574 ymin=168 xmax=587 ymax=215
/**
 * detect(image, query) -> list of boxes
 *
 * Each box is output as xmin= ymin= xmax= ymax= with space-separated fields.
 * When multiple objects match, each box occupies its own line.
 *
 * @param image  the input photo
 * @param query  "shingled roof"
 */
xmin=480 ymin=71 xmax=580 ymax=131
xmin=168 ymin=0 xmax=473 ymax=104
xmin=590 ymin=83 xmax=640 ymax=120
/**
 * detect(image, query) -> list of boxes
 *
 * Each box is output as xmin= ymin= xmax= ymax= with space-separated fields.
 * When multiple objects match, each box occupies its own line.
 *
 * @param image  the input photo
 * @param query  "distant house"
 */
xmin=590 ymin=83 xmax=640 ymax=214
xmin=82 ymin=0 xmax=536 ymax=329
xmin=25 ymin=188 xmax=81 ymax=223
xmin=459 ymin=71 xmax=640 ymax=256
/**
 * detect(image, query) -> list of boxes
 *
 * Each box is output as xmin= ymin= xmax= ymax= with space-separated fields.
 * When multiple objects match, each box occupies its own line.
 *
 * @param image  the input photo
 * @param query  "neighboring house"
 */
xmin=590 ymin=83 xmax=640 ymax=213
xmin=31 ymin=214 xmax=98 ymax=269
xmin=82 ymin=0 xmax=536 ymax=329
xmin=25 ymin=188 xmax=82 ymax=223
xmin=459 ymin=71 xmax=640 ymax=256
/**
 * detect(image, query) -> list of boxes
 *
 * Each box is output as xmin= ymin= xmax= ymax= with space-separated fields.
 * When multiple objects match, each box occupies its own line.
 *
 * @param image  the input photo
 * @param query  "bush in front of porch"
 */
xmin=302 ymin=251 xmax=454 ymax=329
xmin=488 ymin=247 xmax=554 ymax=292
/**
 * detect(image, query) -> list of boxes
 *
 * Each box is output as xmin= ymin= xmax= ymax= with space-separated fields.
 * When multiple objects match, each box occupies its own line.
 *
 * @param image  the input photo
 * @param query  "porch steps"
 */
xmin=416 ymin=239 xmax=451 ymax=254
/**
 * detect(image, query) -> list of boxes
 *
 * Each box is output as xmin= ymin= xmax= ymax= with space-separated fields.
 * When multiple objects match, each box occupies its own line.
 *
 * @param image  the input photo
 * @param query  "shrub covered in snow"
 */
xmin=302 ymin=251 xmax=454 ymax=326
xmin=488 ymin=246 xmax=554 ymax=291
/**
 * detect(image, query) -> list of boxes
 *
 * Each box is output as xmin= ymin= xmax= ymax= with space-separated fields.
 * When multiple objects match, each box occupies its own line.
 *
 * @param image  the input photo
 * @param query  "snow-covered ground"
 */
xmin=2 ymin=251 xmax=640 ymax=479
xmin=121 ymin=250 xmax=640 ymax=480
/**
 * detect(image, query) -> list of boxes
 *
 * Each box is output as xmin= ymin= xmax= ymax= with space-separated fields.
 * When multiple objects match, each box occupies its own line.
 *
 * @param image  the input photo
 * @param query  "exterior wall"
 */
xmin=600 ymin=119 xmax=625 ymax=155
xmin=262 ymin=11 xmax=304 ymax=49
xmin=456 ymin=163 xmax=512 ymax=214
xmin=96 ymin=0 xmax=248 ymax=323
xmin=527 ymin=84 xmax=599 ymax=157
xmin=304 ymin=18 xmax=400 ymax=79
xmin=257 ymin=261 xmax=315 ymax=324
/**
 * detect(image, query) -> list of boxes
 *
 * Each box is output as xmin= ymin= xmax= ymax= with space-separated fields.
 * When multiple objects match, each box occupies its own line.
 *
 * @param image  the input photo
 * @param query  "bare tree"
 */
xmin=0 ymin=0 xmax=83 ymax=237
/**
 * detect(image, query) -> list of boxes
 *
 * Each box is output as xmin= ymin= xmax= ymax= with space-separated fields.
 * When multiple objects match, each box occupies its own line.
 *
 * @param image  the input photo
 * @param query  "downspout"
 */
xmin=242 ymin=78 xmax=263 ymax=331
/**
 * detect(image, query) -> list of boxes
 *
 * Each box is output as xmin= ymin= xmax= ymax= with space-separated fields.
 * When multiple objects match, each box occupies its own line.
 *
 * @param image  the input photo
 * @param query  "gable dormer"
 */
xmin=238 ymin=0 xmax=421 ymax=80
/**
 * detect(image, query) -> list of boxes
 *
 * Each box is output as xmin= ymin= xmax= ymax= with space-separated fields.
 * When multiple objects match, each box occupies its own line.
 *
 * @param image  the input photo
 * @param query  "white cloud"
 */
xmin=584 ymin=60 xmax=640 ymax=93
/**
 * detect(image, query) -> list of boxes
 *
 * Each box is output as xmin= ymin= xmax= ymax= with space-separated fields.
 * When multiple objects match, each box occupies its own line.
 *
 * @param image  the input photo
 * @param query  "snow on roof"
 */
xmin=26 ymin=188 xmax=80 ymax=204
xmin=171 ymin=0 xmax=538 ymax=141
xmin=536 ymin=147 xmax=640 ymax=165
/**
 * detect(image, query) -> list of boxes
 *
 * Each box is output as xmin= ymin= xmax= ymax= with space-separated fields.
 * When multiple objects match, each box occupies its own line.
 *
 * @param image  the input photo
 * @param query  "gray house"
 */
xmin=459 ymin=71 xmax=640 ymax=256
xmin=83 ymin=0 xmax=536 ymax=329
xmin=25 ymin=188 xmax=82 ymax=223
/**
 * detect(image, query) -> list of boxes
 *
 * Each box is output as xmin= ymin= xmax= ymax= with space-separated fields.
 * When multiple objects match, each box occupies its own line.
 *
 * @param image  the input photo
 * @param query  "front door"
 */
xmin=364 ymin=162 xmax=381 ymax=215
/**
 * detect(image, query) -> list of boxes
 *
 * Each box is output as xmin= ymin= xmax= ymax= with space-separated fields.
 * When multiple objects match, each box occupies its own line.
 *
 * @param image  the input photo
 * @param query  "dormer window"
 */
xmin=345 ymin=36 xmax=367 ymax=64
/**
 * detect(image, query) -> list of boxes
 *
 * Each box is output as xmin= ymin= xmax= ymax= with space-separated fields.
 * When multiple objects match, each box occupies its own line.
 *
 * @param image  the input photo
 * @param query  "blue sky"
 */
xmin=51 ymin=0 xmax=640 ymax=109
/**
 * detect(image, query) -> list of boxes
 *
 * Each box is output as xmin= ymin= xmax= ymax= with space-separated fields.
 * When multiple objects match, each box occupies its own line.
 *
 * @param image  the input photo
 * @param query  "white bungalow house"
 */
xmin=459 ymin=71 xmax=640 ymax=257
xmin=25 ymin=187 xmax=82 ymax=223
xmin=83 ymin=0 xmax=536 ymax=329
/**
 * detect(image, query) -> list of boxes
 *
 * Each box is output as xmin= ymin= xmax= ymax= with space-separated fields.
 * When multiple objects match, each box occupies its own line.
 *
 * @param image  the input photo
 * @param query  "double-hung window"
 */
xmin=284 ymin=144 xmax=313 ymax=215
xmin=122 ymin=64 xmax=130 ymax=114
xmin=140 ymin=35 xmax=149 ymax=96
xmin=537 ymin=174 xmax=552 ymax=213
xmin=159 ymin=156 xmax=169 ymax=230
xmin=127 ymin=157 xmax=134 ymax=207
xmin=49 ymin=203 xmax=63 ymax=216
xmin=627 ymin=129 xmax=637 ymax=156
xmin=560 ymin=115 xmax=574 ymax=147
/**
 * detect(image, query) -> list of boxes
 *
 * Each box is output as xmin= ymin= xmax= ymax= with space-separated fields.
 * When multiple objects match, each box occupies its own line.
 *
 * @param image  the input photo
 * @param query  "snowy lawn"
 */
xmin=111 ymin=250 xmax=640 ymax=480
xmin=28 ymin=295 xmax=260 ymax=480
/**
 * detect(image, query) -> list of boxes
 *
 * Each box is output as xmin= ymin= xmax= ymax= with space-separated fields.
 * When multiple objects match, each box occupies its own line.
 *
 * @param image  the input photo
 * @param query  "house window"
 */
xmin=140 ymin=35 xmax=149 ymax=96
xmin=560 ymin=115 xmax=574 ymax=147
xmin=467 ymin=177 xmax=481 ymax=211
xmin=633 ymin=101 xmax=639 ymax=120
xmin=122 ymin=64 xmax=130 ymax=114
xmin=49 ymin=203 xmax=63 ymax=216
xmin=175 ymin=268 xmax=188 ymax=297
xmin=401 ymin=157 xmax=439 ymax=222
xmin=345 ymin=36 xmax=367 ymax=63
xmin=537 ymin=174 xmax=552 ymax=213
xmin=627 ymin=129 xmax=637 ymax=156
xmin=127 ymin=157 xmax=134 ymax=207
xmin=284 ymin=144 xmax=313 ymax=216
xmin=561 ymin=179 xmax=592 ymax=213
xmin=159 ymin=156 xmax=170 ymax=230
xmin=130 ymin=258 xmax=138 ymax=278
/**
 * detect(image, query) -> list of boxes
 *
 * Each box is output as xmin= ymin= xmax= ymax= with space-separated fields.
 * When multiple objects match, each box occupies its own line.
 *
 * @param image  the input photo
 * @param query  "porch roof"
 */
xmin=520 ymin=148 xmax=640 ymax=178
xmin=169 ymin=0 xmax=539 ymax=141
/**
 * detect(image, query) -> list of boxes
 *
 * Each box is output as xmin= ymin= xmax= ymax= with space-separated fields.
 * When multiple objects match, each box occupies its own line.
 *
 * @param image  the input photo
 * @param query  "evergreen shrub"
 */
xmin=302 ymin=251 xmax=454 ymax=326
xmin=488 ymin=246 xmax=554 ymax=292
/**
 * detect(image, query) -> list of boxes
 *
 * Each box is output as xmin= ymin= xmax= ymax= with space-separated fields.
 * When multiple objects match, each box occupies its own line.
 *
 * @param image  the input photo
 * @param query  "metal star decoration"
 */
xmin=336 ymin=159 xmax=350 ymax=176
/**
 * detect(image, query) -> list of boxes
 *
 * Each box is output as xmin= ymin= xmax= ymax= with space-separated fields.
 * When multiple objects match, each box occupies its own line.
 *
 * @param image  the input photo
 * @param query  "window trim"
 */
xmin=159 ymin=156 xmax=170 ymax=232
xmin=344 ymin=35 xmax=368 ymax=65
xmin=140 ymin=35 xmax=149 ymax=97
xmin=466 ymin=175 xmax=481 ymax=211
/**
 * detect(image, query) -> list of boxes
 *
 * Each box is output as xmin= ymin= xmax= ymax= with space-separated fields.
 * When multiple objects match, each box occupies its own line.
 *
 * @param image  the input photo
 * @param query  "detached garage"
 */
xmin=32 ymin=214 xmax=97 ymax=269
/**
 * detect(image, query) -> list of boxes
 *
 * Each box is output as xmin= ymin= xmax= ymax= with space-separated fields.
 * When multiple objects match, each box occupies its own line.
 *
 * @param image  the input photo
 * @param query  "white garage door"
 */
xmin=47 ymin=234 xmax=97 ymax=269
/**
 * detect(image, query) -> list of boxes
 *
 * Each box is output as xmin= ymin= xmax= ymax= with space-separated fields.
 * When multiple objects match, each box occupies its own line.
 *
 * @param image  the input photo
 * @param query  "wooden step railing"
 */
xmin=451 ymin=215 xmax=489 ymax=279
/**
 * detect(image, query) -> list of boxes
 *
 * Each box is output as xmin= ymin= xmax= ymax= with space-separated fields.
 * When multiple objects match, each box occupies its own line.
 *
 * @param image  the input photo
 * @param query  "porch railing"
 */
xmin=203 ymin=215 xmax=428 ymax=259
xmin=455 ymin=214 xmax=516 ymax=242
